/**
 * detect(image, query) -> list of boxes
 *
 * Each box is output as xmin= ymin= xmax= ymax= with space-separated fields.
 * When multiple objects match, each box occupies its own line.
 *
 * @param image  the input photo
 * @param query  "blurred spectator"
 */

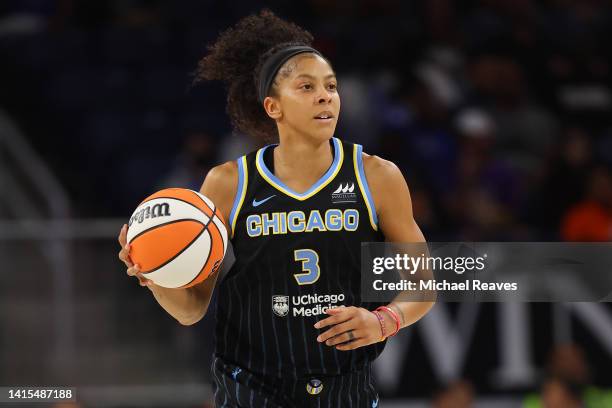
xmin=561 ymin=165 xmax=612 ymax=241
xmin=159 ymin=129 xmax=219 ymax=191
xmin=450 ymin=187 xmax=515 ymax=240
xmin=467 ymin=55 xmax=558 ymax=173
xmin=541 ymin=377 xmax=584 ymax=408
xmin=335 ymin=73 xmax=382 ymax=148
xmin=527 ymin=127 xmax=593 ymax=237
xmin=446 ymin=108 xmax=523 ymax=239
xmin=547 ymin=343 xmax=591 ymax=385
xmin=2 ymin=0 xmax=609 ymax=238
xmin=523 ymin=343 xmax=608 ymax=408
xmin=410 ymin=186 xmax=445 ymax=239
xmin=431 ymin=379 xmax=474 ymax=408
xmin=218 ymin=131 xmax=261 ymax=163
xmin=383 ymin=73 xmax=457 ymax=197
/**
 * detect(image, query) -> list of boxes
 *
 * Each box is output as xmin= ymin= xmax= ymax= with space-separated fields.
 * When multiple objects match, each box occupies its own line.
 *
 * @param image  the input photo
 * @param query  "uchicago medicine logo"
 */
xmin=272 ymin=293 xmax=345 ymax=317
xmin=272 ymin=295 xmax=289 ymax=317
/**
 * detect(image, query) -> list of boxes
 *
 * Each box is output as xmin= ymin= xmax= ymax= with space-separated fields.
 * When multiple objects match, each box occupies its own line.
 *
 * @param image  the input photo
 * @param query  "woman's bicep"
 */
xmin=199 ymin=161 xmax=238 ymax=225
xmin=364 ymin=154 xmax=425 ymax=243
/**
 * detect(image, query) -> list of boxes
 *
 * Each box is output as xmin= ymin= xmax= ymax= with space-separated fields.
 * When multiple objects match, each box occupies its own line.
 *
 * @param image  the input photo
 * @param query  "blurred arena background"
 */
xmin=1 ymin=0 xmax=612 ymax=407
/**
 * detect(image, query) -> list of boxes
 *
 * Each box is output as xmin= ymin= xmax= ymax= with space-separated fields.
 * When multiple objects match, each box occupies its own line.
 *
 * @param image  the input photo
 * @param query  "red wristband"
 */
xmin=371 ymin=310 xmax=386 ymax=341
xmin=376 ymin=306 xmax=401 ymax=337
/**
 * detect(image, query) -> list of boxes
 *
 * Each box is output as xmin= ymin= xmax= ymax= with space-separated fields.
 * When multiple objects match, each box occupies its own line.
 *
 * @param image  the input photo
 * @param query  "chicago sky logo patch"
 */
xmin=331 ymin=182 xmax=357 ymax=203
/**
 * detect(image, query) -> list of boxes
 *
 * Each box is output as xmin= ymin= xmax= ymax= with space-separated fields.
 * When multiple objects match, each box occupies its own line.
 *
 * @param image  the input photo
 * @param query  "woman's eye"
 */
xmin=300 ymin=83 xmax=337 ymax=91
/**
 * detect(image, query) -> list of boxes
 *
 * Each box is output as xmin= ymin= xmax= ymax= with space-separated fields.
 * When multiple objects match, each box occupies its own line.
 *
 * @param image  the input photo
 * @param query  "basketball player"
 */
xmin=118 ymin=10 xmax=434 ymax=407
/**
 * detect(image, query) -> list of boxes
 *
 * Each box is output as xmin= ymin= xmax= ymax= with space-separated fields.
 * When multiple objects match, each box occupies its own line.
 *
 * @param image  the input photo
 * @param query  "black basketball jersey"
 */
xmin=214 ymin=137 xmax=386 ymax=380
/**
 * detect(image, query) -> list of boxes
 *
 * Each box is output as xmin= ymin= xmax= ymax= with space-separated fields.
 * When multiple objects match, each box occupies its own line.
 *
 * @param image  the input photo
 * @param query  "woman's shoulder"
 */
xmin=200 ymin=160 xmax=239 ymax=222
xmin=361 ymin=151 xmax=402 ymax=181
xmin=208 ymin=160 xmax=239 ymax=180
xmin=360 ymin=151 xmax=408 ymax=214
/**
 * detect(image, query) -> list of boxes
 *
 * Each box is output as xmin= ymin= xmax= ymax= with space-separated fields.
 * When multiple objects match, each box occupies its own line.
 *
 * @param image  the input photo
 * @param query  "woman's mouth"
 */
xmin=314 ymin=111 xmax=334 ymax=122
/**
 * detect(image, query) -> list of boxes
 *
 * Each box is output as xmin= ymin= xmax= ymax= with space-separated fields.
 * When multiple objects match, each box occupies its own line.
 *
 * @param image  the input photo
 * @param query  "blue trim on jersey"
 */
xmin=255 ymin=137 xmax=343 ymax=201
xmin=229 ymin=156 xmax=248 ymax=237
xmin=355 ymin=144 xmax=379 ymax=229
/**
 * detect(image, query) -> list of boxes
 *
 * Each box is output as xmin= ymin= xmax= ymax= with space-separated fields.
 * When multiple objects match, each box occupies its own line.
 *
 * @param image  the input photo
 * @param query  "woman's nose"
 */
xmin=317 ymin=88 xmax=332 ymax=104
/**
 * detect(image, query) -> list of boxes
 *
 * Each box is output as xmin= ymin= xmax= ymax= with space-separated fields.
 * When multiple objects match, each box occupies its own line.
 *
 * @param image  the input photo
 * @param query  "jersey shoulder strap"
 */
xmin=339 ymin=139 xmax=379 ymax=231
xmin=227 ymin=150 xmax=256 ymax=238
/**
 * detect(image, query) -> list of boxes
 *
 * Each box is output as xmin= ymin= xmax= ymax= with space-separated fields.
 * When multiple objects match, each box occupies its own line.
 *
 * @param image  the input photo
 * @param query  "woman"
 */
xmin=118 ymin=10 xmax=434 ymax=407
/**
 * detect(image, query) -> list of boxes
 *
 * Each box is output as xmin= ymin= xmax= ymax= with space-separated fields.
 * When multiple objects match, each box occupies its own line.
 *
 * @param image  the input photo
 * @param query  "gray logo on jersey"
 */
xmin=306 ymin=378 xmax=324 ymax=395
xmin=272 ymin=295 xmax=289 ymax=317
xmin=331 ymin=182 xmax=357 ymax=203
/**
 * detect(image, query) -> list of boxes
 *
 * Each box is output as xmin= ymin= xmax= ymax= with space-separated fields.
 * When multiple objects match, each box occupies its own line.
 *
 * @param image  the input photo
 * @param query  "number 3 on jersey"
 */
xmin=293 ymin=249 xmax=320 ymax=285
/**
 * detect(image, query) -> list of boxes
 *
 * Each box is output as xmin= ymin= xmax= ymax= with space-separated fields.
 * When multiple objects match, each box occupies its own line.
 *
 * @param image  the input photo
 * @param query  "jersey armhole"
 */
xmin=228 ymin=155 xmax=248 ymax=238
xmin=353 ymin=144 xmax=379 ymax=231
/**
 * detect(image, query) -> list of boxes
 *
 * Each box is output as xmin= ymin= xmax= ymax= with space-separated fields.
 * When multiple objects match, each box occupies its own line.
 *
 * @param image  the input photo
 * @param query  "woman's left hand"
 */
xmin=314 ymin=306 xmax=383 ymax=351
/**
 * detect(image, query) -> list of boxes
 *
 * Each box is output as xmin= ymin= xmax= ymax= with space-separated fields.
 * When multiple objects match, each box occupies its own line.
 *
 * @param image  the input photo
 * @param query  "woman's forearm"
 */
xmin=146 ymin=267 xmax=219 ymax=325
xmin=388 ymin=300 xmax=435 ymax=329
xmin=147 ymin=285 xmax=208 ymax=325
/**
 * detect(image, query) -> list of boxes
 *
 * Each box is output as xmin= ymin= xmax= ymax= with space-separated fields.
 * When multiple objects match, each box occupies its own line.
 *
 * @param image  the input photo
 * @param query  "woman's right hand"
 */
xmin=118 ymin=224 xmax=154 ymax=287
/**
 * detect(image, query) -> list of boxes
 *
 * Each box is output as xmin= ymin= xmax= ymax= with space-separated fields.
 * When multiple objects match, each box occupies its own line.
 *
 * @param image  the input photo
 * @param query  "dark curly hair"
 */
xmin=195 ymin=9 xmax=317 ymax=142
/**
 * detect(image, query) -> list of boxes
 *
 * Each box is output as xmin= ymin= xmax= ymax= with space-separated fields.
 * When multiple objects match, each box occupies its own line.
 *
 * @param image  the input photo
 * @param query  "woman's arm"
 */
xmin=119 ymin=161 xmax=237 ymax=326
xmin=314 ymin=153 xmax=435 ymax=350
xmin=364 ymin=153 xmax=436 ymax=330
xmin=181 ymin=161 xmax=238 ymax=323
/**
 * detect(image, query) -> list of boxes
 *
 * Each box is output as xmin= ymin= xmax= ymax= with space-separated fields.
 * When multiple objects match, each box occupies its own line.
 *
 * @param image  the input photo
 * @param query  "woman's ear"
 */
xmin=264 ymin=97 xmax=282 ymax=120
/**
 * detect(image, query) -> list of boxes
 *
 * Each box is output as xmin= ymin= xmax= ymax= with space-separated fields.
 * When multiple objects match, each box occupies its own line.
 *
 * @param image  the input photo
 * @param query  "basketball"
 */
xmin=126 ymin=188 xmax=228 ymax=288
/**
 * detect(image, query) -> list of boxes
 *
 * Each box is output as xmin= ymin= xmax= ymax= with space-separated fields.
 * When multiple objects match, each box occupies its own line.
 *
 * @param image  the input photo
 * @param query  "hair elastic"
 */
xmin=257 ymin=45 xmax=323 ymax=104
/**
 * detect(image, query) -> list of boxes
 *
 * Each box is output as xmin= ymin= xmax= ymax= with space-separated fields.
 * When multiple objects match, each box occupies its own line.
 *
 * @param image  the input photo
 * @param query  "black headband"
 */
xmin=257 ymin=45 xmax=323 ymax=104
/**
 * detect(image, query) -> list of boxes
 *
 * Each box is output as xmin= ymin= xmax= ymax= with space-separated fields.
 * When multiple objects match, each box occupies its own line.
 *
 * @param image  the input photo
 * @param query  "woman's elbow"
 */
xmin=177 ymin=306 xmax=208 ymax=326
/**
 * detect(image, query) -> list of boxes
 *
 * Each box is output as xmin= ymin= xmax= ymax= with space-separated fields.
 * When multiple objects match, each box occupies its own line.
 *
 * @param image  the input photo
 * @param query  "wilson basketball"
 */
xmin=126 ymin=188 xmax=228 ymax=288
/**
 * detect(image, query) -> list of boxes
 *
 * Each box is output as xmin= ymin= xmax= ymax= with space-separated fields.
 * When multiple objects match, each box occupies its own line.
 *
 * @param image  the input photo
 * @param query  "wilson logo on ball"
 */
xmin=128 ymin=202 xmax=171 ymax=226
xmin=126 ymin=188 xmax=228 ymax=289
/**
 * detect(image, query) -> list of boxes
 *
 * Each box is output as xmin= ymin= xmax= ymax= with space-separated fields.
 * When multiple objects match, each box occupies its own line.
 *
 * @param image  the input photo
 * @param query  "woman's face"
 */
xmin=267 ymin=53 xmax=340 ymax=142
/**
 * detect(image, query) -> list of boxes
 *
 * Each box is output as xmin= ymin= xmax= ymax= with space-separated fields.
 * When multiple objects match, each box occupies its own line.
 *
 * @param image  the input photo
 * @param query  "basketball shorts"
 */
xmin=212 ymin=355 xmax=380 ymax=408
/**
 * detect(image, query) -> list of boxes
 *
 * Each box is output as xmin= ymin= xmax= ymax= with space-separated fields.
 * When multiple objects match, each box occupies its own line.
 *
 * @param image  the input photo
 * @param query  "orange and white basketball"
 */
xmin=126 ymin=188 xmax=228 ymax=288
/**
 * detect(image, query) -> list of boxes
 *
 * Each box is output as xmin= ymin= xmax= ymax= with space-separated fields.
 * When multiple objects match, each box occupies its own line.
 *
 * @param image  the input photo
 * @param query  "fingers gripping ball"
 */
xmin=126 ymin=188 xmax=228 ymax=288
